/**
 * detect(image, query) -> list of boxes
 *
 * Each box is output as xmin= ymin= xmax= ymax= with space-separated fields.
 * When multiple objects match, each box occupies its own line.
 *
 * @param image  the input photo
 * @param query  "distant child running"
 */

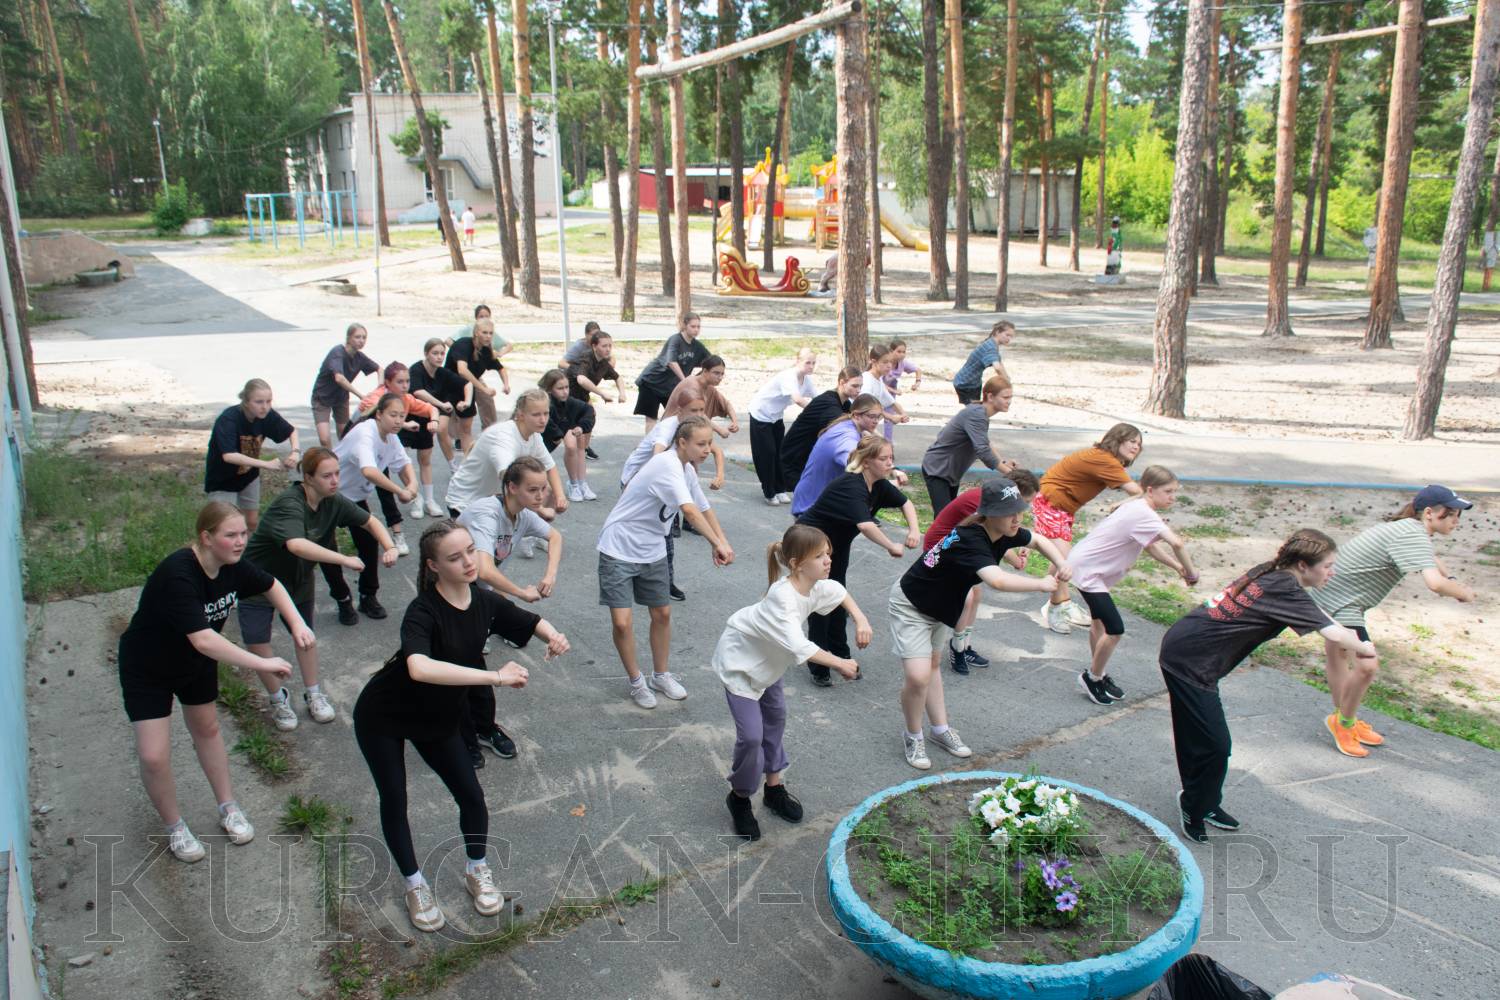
xmin=715 ymin=525 xmax=872 ymax=841
xmin=461 ymin=207 xmax=477 ymax=247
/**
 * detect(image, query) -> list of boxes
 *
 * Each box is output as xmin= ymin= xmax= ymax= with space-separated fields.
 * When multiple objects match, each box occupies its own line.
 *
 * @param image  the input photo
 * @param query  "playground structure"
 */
xmin=244 ymin=190 xmax=360 ymax=251
xmin=715 ymin=151 xmax=928 ymax=253
xmin=715 ymin=246 xmax=810 ymax=296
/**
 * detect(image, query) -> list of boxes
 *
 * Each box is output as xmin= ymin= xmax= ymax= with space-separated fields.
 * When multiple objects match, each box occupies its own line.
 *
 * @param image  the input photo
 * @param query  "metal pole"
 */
xmin=369 ymin=99 xmax=382 ymax=316
xmin=152 ymin=117 xmax=169 ymax=187
xmin=548 ymin=14 xmax=571 ymax=344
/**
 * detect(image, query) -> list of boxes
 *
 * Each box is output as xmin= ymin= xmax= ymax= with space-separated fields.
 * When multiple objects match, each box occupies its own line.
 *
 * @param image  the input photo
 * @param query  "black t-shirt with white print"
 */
xmin=118 ymin=548 xmax=274 ymax=673
xmin=899 ymin=523 xmax=1032 ymax=628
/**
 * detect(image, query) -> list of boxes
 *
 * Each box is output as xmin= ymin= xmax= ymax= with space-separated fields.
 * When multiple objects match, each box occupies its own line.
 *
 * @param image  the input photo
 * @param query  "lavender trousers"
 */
xmin=725 ymin=679 xmax=789 ymax=796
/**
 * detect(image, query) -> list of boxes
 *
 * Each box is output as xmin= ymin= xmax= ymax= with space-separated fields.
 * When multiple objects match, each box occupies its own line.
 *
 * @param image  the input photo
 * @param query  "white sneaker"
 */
xmin=567 ymin=482 xmax=585 ymax=502
xmin=220 ymin=806 xmax=255 ymax=845
xmin=929 ymin=727 xmax=972 ymax=758
xmin=765 ymin=494 xmax=783 ymax=506
xmin=517 ymin=537 xmax=536 ymax=559
xmin=579 ymin=481 xmax=598 ymax=501
xmin=1042 ymin=599 xmax=1073 ymax=635
xmin=1066 ymin=602 xmax=1093 ymax=628
xmin=629 ymin=680 xmax=658 ymax=709
xmin=407 ymin=500 xmax=425 ymax=521
xmin=464 ymin=863 xmax=503 ymax=916
xmin=775 ymin=492 xmax=794 ymax=504
xmin=405 ymin=884 xmax=445 ymax=933
xmin=167 ymin=824 xmax=205 ymax=863
xmin=424 ymin=497 xmax=445 ymax=517
xmin=268 ymin=694 xmax=298 ymax=731
xmin=648 ymin=671 xmax=687 ymax=700
xmin=304 ymin=690 xmax=336 ymax=724
xmin=395 ymin=534 xmax=410 ymax=557
xmin=904 ymin=734 xmax=932 ymax=771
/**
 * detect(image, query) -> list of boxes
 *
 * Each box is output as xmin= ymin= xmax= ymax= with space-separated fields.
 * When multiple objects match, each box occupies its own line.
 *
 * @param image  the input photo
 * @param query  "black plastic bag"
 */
xmin=1147 ymin=953 xmax=1274 ymax=1000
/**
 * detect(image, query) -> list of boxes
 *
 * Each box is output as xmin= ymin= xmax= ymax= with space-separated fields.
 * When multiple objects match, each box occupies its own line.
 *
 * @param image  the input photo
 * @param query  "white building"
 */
xmin=903 ymin=168 xmax=1077 ymax=235
xmin=308 ymin=92 xmax=560 ymax=226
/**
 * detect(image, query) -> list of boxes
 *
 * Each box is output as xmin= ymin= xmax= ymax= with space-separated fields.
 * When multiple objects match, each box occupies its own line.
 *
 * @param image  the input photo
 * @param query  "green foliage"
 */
xmin=787 ymin=146 xmax=833 ymax=186
xmin=390 ymin=112 xmax=451 ymax=159
xmin=1403 ymin=177 xmax=1455 ymax=245
xmin=152 ymin=180 xmax=204 ymax=234
xmin=1105 ymin=128 xmax=1174 ymax=228
xmin=17 ymin=155 xmax=112 ymax=218
xmin=1326 ymin=184 xmax=1376 ymax=239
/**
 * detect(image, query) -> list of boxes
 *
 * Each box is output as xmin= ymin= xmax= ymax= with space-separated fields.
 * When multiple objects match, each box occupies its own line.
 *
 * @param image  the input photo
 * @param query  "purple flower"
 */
xmin=1038 ymin=856 xmax=1072 ymax=891
xmin=1055 ymin=891 xmax=1078 ymax=912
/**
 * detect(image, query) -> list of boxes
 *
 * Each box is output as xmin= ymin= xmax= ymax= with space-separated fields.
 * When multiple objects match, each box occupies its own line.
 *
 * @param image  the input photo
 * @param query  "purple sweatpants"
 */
xmin=725 ymin=679 xmax=789 ymax=796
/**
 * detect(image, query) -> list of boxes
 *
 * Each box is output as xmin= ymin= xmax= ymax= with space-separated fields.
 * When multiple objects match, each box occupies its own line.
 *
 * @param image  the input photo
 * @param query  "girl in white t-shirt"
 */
xmin=747 ymin=348 xmax=817 ymax=506
xmin=326 ymin=395 xmax=411 ymax=621
xmin=1066 ymin=466 xmax=1197 ymax=707
xmin=860 ymin=342 xmax=909 ymax=444
xmin=714 ymin=524 xmax=871 ymax=841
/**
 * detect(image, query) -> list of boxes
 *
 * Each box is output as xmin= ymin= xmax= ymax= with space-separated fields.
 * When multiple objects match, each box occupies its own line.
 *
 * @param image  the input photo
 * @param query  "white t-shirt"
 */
xmin=1068 ymin=499 xmax=1167 ymax=593
xmin=461 ymin=209 xmax=476 ymax=228
xmin=334 ymin=419 xmax=409 ymax=503
xmin=598 ymin=450 xmax=709 ymax=563
xmin=457 ymin=497 xmax=552 ymax=569
xmin=619 ymin=415 xmax=679 ymax=486
xmin=749 ymin=370 xmax=817 ymax=423
xmin=861 ymin=372 xmax=896 ymax=409
xmin=713 ymin=578 xmax=846 ymax=699
xmin=446 ymin=421 xmax=555 ymax=513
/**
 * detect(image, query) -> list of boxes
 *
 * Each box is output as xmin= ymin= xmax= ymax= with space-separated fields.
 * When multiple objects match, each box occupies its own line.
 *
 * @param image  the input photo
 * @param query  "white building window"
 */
xmin=424 ymin=167 xmax=455 ymax=202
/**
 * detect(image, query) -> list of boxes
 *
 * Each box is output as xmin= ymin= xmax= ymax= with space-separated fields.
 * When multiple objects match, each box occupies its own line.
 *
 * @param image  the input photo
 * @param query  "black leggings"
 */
xmin=354 ymin=720 xmax=488 ymax=878
xmin=1161 ymin=667 xmax=1231 ymax=823
xmin=924 ymin=473 xmax=959 ymax=519
xmin=749 ymin=417 xmax=787 ymax=499
xmin=322 ymin=500 xmax=381 ymax=600
xmin=807 ymin=538 xmax=853 ymax=674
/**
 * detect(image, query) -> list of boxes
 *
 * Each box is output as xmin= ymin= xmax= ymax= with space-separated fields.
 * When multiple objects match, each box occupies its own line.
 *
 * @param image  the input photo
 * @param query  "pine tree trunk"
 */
xmin=1487 ymin=128 xmax=1500 ymax=236
xmin=667 ymin=0 xmax=692 ymax=322
xmin=381 ymin=0 xmax=466 ymax=271
xmin=1405 ymin=0 xmax=1500 ymax=438
xmin=867 ymin=0 xmax=884 ymax=303
xmin=1071 ymin=2 xmax=1107 ymax=272
xmin=836 ymin=10 xmax=870 ymax=368
xmin=1037 ymin=62 xmax=1051 ymax=267
xmin=1261 ymin=0 xmax=1302 ymax=338
xmin=763 ymin=44 xmax=795 ymax=272
xmin=620 ymin=0 xmax=644 ymax=321
xmin=645 ymin=8 xmax=676 ymax=297
xmin=511 ymin=0 xmax=542 ymax=305
xmin=1364 ymin=0 xmax=1423 ymax=350
xmin=1198 ymin=2 xmax=1222 ymax=286
xmin=486 ymin=6 xmax=521 ymax=271
xmin=920 ymin=0 xmax=949 ymax=300
xmin=351 ymin=0 xmax=393 ymax=248
xmin=1217 ymin=25 xmax=1238 ymax=255
xmin=1296 ymin=2 xmax=1351 ymax=287
xmin=947 ymin=0 xmax=968 ymax=308
xmin=471 ymin=50 xmax=515 ymax=297
xmin=995 ymin=0 xmax=1017 ymax=310
xmin=36 ymin=0 xmax=78 ymax=155
xmin=1145 ymin=0 xmax=1212 ymax=418
xmin=598 ymin=19 xmax=624 ymax=278
xmin=1095 ymin=43 xmax=1108 ymax=249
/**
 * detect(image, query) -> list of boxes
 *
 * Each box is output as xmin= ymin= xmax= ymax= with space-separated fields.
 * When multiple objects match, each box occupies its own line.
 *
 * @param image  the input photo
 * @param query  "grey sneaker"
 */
xmin=268 ymin=694 xmax=298 ymax=731
xmin=1043 ymin=599 xmax=1073 ymax=635
xmin=928 ymin=727 xmax=972 ymax=758
xmin=405 ymin=884 xmax=445 ymax=932
xmin=304 ymin=690 xmax=336 ymax=723
xmin=904 ymin=734 xmax=931 ymax=770
xmin=167 ymin=824 xmax=205 ymax=863
xmin=629 ymin=681 xmax=657 ymax=709
xmin=464 ymin=863 xmax=503 ymax=916
xmin=648 ymin=671 xmax=687 ymax=701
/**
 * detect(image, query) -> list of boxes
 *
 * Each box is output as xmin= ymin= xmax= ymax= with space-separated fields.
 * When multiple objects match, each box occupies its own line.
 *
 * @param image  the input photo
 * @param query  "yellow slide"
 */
xmin=880 ymin=210 xmax=929 ymax=251
xmin=716 ymin=198 xmax=929 ymax=251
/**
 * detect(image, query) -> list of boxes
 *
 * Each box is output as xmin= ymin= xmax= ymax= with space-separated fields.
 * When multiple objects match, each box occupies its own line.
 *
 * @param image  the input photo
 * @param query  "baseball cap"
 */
xmin=977 ymin=477 xmax=1028 ymax=517
xmin=1412 ymin=484 xmax=1473 ymax=512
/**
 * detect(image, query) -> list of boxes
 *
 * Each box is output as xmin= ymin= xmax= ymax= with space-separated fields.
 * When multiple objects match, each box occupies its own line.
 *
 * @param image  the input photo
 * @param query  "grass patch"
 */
xmin=616 ymin=872 xmax=667 ymax=906
xmin=21 ymin=444 xmax=205 ymax=601
xmin=1194 ymin=504 xmax=1229 ymax=519
xmin=1111 ymin=577 xmax=1197 ymax=627
xmin=27 ymin=309 xmax=70 ymax=324
xmin=281 ymin=794 xmax=355 ymax=931
xmin=22 ymin=212 xmax=156 ymax=233
xmin=327 ymin=941 xmax=375 ymax=999
xmin=1295 ymin=665 xmax=1500 ymax=752
xmin=216 ymin=664 xmax=292 ymax=780
xmin=712 ymin=336 xmax=838 ymax=363
xmin=1180 ymin=523 xmax=1237 ymax=539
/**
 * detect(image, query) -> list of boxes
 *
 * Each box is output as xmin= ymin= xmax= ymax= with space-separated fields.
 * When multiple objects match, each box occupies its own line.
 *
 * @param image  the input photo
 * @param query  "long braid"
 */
xmin=1228 ymin=529 xmax=1336 ymax=598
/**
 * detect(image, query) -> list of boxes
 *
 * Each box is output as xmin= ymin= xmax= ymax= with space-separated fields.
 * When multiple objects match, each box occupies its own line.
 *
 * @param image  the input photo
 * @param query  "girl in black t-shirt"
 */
xmin=352 ymin=520 xmax=569 ymax=933
xmin=1158 ymin=529 xmax=1374 ymax=843
xmin=539 ymin=368 xmax=598 ymax=502
xmin=203 ymin=378 xmax=299 ymax=532
xmin=794 ymin=434 xmax=919 ymax=686
xmin=117 ymin=503 xmax=307 ymax=864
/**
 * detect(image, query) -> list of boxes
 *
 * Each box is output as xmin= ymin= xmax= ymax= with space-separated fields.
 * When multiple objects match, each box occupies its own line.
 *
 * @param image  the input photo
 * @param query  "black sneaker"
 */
xmin=669 ymin=584 xmax=686 ymax=602
xmin=962 ymin=647 xmax=991 ymax=669
xmin=763 ymin=784 xmax=804 ymax=823
xmin=477 ymin=727 xmax=517 ymax=760
xmin=726 ymin=792 xmax=761 ymax=841
xmin=1078 ymin=671 xmax=1116 ymax=705
xmin=358 ymin=595 xmax=387 ymax=620
xmin=810 ymin=670 xmax=833 ymax=688
xmin=1180 ymin=814 xmax=1208 ymax=844
xmin=948 ymin=643 xmax=971 ymax=675
xmin=1100 ymin=674 xmax=1124 ymax=700
xmin=585 ymin=446 xmax=599 ymax=460
xmin=336 ymin=598 xmax=359 ymax=627
xmin=1203 ymin=805 xmax=1240 ymax=830
xmin=469 ymin=747 xmax=486 ymax=770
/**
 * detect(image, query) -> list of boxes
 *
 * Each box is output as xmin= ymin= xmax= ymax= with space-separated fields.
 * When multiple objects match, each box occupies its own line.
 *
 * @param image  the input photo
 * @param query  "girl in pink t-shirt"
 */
xmin=1065 ymin=466 xmax=1197 ymax=707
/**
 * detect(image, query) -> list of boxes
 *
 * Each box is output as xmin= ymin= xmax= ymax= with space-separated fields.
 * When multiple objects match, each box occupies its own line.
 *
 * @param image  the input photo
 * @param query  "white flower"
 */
xmin=1004 ymin=795 xmax=1022 ymax=813
xmin=980 ymin=800 xmax=1005 ymax=826
xmin=989 ymin=827 xmax=1010 ymax=848
xmin=1054 ymin=802 xmax=1071 ymax=818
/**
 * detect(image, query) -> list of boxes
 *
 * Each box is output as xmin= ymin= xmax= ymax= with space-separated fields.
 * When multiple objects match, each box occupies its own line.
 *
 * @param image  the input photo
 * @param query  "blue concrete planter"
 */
xmin=827 ymin=771 xmax=1203 ymax=1000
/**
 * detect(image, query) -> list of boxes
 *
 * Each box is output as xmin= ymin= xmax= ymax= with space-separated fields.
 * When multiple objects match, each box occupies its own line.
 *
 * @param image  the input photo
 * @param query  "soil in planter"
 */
xmin=845 ymin=778 xmax=1183 ymax=966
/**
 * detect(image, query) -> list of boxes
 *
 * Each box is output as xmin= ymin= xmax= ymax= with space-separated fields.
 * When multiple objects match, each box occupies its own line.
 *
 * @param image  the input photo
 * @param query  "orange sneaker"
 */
xmin=1326 ymin=714 xmax=1369 ymax=758
xmin=1352 ymin=719 xmax=1384 ymax=747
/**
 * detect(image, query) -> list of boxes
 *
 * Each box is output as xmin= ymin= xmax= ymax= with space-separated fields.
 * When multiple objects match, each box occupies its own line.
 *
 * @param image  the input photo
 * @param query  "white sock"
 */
xmin=404 ymin=871 xmax=427 ymax=891
xmin=930 ymin=724 xmax=950 ymax=736
xmin=629 ymin=675 xmax=646 ymax=688
xmin=420 ymin=484 xmax=434 ymax=502
xmin=906 ymin=730 xmax=922 ymax=741
xmin=218 ymin=800 xmax=239 ymax=816
xmin=952 ymin=628 xmax=973 ymax=649
xmin=465 ymin=857 xmax=487 ymax=875
xmin=270 ymin=688 xmax=289 ymax=704
xmin=305 ymin=684 xmax=321 ymax=697
xmin=165 ymin=818 xmax=188 ymax=835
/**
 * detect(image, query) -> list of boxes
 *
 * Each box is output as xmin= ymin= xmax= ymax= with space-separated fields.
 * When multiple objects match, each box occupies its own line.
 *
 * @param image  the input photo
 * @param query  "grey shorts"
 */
xmin=238 ymin=598 xmax=314 ymax=645
xmin=888 ymin=581 xmax=952 ymax=660
xmin=598 ymin=552 xmax=671 ymax=609
xmin=207 ymin=477 xmax=261 ymax=511
xmin=311 ymin=398 xmax=351 ymax=432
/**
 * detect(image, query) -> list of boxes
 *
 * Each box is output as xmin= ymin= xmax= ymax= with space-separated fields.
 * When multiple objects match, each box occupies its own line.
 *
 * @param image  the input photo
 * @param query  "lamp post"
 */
xmin=152 ymin=117 xmax=168 ymax=188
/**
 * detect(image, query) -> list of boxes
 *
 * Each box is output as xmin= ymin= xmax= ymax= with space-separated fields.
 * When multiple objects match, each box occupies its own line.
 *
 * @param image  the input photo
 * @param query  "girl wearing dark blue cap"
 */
xmin=1311 ymin=485 xmax=1477 ymax=757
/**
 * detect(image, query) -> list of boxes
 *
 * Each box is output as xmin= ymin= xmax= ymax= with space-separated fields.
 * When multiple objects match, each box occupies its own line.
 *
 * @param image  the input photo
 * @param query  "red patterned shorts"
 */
xmin=1030 ymin=492 xmax=1075 ymax=542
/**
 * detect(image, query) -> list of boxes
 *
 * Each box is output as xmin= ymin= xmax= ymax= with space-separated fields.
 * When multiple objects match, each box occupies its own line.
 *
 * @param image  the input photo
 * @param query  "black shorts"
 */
xmin=1351 ymin=625 xmax=1370 ymax=643
xmin=1079 ymin=590 xmax=1125 ymax=636
xmin=119 ymin=659 xmax=219 ymax=722
xmin=453 ymin=400 xmax=477 ymax=420
xmin=633 ymin=385 xmax=670 ymax=420
xmin=955 ymin=384 xmax=982 ymax=405
xmin=399 ymin=425 xmax=435 ymax=450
